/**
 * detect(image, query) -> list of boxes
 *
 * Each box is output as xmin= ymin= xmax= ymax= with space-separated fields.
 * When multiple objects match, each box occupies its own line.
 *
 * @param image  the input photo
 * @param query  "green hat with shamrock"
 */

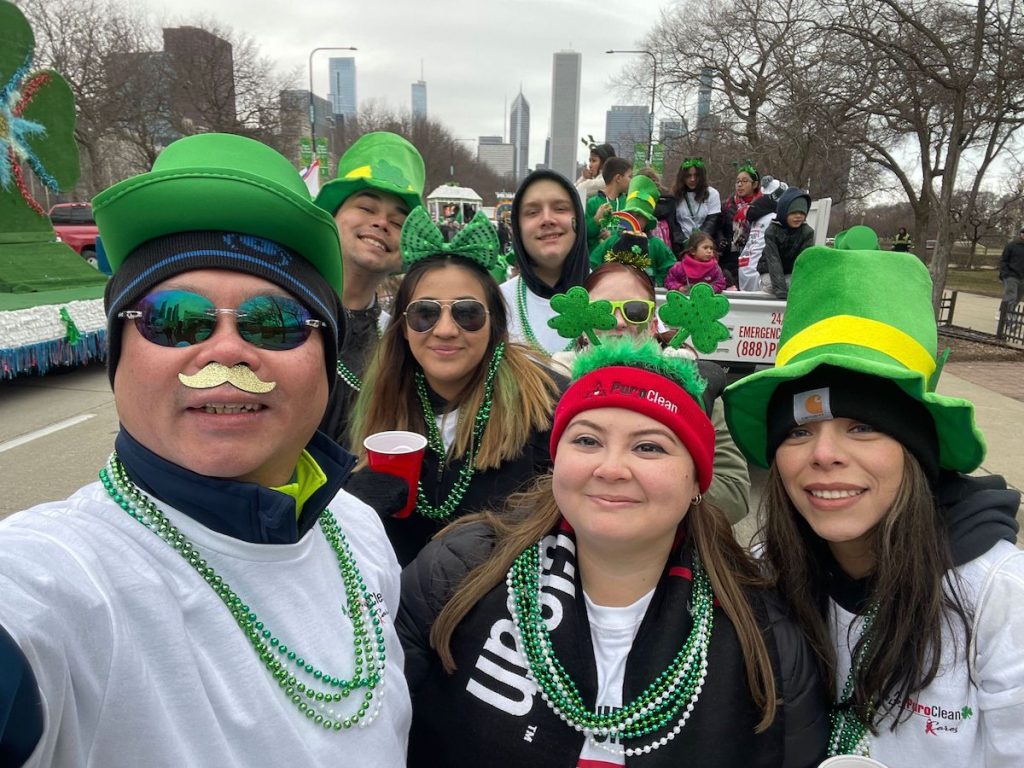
xmin=314 ymin=131 xmax=425 ymax=216
xmin=723 ymin=243 xmax=985 ymax=473
xmin=93 ymin=132 xmax=343 ymax=294
xmin=622 ymin=174 xmax=659 ymax=228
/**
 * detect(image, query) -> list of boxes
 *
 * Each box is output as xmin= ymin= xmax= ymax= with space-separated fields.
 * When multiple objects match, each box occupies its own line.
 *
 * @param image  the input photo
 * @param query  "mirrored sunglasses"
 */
xmin=606 ymin=299 xmax=655 ymax=325
xmin=118 ymin=289 xmax=324 ymax=351
xmin=404 ymin=299 xmax=489 ymax=333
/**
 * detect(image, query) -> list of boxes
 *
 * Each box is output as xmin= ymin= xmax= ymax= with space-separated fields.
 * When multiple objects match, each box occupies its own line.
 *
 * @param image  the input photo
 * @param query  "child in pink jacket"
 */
xmin=665 ymin=230 xmax=728 ymax=293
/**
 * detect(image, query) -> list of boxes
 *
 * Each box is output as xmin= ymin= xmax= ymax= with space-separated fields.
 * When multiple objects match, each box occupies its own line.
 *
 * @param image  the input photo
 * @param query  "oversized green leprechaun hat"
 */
xmin=622 ymin=174 xmax=659 ymax=228
xmin=92 ymin=133 xmax=343 ymax=294
xmin=314 ymin=131 xmax=425 ymax=216
xmin=723 ymin=244 xmax=985 ymax=472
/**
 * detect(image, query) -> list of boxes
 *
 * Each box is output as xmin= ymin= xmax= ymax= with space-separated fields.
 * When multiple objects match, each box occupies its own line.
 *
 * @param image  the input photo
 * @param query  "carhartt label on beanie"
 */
xmin=792 ymin=387 xmax=832 ymax=424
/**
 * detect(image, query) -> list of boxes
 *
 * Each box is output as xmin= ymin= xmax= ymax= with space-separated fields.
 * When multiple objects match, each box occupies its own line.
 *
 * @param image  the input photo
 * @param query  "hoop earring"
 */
xmin=690 ymin=493 xmax=703 ymax=507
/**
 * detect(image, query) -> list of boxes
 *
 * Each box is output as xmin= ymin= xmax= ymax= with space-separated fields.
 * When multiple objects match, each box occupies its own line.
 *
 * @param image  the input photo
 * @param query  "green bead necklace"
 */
xmin=507 ymin=542 xmax=715 ymax=757
xmin=336 ymin=359 xmax=363 ymax=392
xmin=828 ymin=604 xmax=878 ymax=757
xmin=412 ymin=342 xmax=504 ymax=521
xmin=516 ymin=277 xmax=574 ymax=355
xmin=99 ymin=454 xmax=386 ymax=732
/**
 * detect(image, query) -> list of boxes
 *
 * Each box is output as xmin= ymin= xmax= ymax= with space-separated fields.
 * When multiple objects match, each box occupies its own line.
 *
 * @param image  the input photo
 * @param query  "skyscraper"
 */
xmin=510 ymin=90 xmax=530 ymax=181
xmin=478 ymin=136 xmax=515 ymax=179
xmin=604 ymin=105 xmax=651 ymax=158
xmin=549 ymin=51 xmax=581 ymax=181
xmin=328 ymin=57 xmax=356 ymax=120
xmin=411 ymin=80 xmax=427 ymax=120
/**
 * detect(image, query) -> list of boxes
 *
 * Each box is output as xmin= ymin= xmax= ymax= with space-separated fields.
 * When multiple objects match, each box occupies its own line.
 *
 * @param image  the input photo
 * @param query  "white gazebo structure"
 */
xmin=426 ymin=184 xmax=484 ymax=223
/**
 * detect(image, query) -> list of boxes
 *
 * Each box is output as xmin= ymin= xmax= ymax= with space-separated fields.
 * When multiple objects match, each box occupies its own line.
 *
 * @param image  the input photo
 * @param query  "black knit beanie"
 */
xmin=104 ymin=231 xmax=343 ymax=390
xmin=766 ymin=365 xmax=940 ymax=483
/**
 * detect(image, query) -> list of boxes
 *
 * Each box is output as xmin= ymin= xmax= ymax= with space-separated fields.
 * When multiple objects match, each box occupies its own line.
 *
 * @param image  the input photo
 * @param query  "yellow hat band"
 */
xmin=775 ymin=314 xmax=936 ymax=380
xmin=627 ymin=191 xmax=655 ymax=207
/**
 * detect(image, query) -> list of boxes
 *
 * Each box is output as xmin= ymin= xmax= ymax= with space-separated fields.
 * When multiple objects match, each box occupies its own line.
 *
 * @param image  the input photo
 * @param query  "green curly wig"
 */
xmin=571 ymin=336 xmax=706 ymax=403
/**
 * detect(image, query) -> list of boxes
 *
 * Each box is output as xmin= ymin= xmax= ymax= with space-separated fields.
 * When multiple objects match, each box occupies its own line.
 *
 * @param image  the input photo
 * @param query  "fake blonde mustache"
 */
xmin=178 ymin=362 xmax=277 ymax=394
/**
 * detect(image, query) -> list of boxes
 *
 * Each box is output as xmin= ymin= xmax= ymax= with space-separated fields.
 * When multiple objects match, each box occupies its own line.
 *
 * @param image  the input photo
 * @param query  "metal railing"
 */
xmin=996 ymin=302 xmax=1024 ymax=345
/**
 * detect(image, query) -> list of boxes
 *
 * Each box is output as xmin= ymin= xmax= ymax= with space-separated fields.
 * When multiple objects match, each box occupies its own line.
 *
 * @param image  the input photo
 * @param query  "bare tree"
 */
xmin=817 ymin=0 xmax=1024 ymax=307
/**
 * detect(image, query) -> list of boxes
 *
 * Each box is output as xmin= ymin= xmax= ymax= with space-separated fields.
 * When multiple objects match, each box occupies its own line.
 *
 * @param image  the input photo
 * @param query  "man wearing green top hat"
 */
xmin=589 ymin=174 xmax=678 ymax=286
xmin=314 ymin=132 xmax=426 ymax=446
xmin=0 ymin=133 xmax=410 ymax=766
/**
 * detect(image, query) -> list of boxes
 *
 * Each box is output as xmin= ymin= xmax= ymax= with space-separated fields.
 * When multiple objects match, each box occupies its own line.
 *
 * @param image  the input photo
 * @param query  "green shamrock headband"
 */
xmin=547 ymin=283 xmax=730 ymax=356
xmin=681 ymin=157 xmax=706 ymax=170
xmin=400 ymin=206 xmax=499 ymax=270
xmin=734 ymin=159 xmax=759 ymax=180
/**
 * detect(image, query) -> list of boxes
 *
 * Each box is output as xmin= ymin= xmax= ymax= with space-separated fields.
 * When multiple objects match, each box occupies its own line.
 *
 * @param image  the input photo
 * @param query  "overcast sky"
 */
xmin=130 ymin=0 xmax=680 ymax=174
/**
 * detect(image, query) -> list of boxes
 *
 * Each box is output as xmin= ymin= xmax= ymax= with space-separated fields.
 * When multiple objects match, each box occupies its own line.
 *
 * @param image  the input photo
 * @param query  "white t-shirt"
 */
xmin=0 ymin=483 xmax=410 ymax=768
xmin=675 ymin=187 xmax=722 ymax=239
xmin=831 ymin=539 xmax=1024 ymax=768
xmin=576 ymin=588 xmax=655 ymax=766
xmin=500 ymin=276 xmax=567 ymax=357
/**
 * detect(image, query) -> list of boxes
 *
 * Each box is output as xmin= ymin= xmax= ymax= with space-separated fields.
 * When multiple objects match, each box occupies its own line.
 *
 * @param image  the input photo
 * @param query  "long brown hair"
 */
xmin=430 ymin=475 xmax=781 ymax=732
xmin=761 ymin=451 xmax=972 ymax=731
xmin=351 ymin=257 xmax=559 ymax=469
xmin=672 ymin=162 xmax=709 ymax=204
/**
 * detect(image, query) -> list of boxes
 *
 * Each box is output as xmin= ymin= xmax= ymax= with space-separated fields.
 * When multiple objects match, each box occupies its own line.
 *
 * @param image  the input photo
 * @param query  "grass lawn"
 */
xmin=942 ymin=266 xmax=1003 ymax=298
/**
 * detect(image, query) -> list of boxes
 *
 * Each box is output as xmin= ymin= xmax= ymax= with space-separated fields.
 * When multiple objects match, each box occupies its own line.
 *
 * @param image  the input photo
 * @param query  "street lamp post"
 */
xmin=606 ymin=49 xmax=657 ymax=164
xmin=308 ymin=46 xmax=357 ymax=149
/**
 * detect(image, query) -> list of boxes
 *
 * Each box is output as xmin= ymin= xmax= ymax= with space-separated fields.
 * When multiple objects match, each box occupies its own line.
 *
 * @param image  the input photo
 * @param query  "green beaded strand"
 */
xmin=412 ymin=342 xmax=504 ymax=521
xmin=827 ymin=604 xmax=879 ymax=757
xmin=516 ymin=277 xmax=574 ymax=355
xmin=100 ymin=455 xmax=386 ymax=732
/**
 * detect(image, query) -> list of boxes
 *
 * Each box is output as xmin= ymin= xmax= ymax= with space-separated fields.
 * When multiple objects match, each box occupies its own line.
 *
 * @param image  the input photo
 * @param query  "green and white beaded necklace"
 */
xmin=507 ymin=541 xmax=715 ymax=757
xmin=99 ymin=454 xmax=386 ymax=732
xmin=516 ymin=277 xmax=574 ymax=355
xmin=828 ymin=604 xmax=878 ymax=757
xmin=412 ymin=342 xmax=504 ymax=521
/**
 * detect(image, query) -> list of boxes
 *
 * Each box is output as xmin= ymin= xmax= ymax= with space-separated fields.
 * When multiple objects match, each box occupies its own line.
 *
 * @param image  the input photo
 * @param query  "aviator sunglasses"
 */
xmin=118 ymin=289 xmax=324 ymax=351
xmin=606 ymin=299 xmax=656 ymax=325
xmin=403 ymin=299 xmax=489 ymax=333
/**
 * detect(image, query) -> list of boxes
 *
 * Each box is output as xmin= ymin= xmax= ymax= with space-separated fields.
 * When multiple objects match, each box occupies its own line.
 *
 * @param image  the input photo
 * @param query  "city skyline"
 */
xmin=133 ymin=0 xmax=678 ymax=176
xmin=510 ymin=90 xmax=530 ymax=182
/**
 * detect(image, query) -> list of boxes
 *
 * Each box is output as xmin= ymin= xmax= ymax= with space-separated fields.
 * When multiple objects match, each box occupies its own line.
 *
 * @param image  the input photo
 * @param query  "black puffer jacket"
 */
xmin=398 ymin=522 xmax=829 ymax=767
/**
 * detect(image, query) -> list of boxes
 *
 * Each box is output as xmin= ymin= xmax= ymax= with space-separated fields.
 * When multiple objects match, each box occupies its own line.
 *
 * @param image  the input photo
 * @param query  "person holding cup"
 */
xmin=351 ymin=208 xmax=562 ymax=566
xmin=725 ymin=242 xmax=1024 ymax=766
xmin=397 ymin=337 xmax=828 ymax=767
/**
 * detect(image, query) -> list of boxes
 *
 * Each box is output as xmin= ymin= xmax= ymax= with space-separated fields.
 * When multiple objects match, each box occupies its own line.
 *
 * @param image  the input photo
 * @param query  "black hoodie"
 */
xmin=510 ymin=169 xmax=591 ymax=300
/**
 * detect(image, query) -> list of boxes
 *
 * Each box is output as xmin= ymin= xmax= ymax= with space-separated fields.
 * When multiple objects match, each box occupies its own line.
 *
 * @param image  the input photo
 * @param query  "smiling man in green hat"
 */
xmin=0 ymin=133 xmax=410 ymax=766
xmin=314 ymin=131 xmax=426 ymax=446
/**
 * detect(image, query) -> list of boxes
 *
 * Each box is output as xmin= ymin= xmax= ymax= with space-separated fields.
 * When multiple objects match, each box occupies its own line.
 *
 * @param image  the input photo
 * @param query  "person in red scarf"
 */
xmin=718 ymin=162 xmax=762 ymax=286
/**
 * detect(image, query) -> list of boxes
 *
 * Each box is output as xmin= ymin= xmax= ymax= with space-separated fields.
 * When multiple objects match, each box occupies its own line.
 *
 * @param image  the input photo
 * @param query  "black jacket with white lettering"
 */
xmin=397 ymin=521 xmax=828 ymax=767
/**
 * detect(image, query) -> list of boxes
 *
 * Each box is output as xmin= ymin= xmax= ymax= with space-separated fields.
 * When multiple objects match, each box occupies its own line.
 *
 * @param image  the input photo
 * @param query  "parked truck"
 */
xmin=48 ymin=202 xmax=99 ymax=266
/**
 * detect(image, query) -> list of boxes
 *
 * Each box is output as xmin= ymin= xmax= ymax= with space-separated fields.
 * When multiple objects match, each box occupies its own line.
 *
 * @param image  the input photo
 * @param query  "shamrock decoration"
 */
xmin=1 ymin=1 xmax=80 ymax=229
xmin=548 ymin=286 xmax=616 ymax=347
xmin=371 ymin=157 xmax=412 ymax=190
xmin=658 ymin=283 xmax=730 ymax=354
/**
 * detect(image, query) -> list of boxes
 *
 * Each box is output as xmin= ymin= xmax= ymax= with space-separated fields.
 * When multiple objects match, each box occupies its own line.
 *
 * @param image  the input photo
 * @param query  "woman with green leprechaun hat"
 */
xmin=351 ymin=207 xmax=563 ymax=567
xmin=724 ymin=241 xmax=1024 ymax=767
xmin=397 ymin=335 xmax=828 ymax=767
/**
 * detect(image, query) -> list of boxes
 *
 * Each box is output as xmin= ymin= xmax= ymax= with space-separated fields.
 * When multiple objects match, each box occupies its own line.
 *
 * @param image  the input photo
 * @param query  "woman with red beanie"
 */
xmin=398 ymin=337 xmax=827 ymax=767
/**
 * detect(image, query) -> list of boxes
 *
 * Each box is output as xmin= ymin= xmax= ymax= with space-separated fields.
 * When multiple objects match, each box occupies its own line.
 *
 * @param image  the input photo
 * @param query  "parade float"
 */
xmin=0 ymin=0 xmax=108 ymax=379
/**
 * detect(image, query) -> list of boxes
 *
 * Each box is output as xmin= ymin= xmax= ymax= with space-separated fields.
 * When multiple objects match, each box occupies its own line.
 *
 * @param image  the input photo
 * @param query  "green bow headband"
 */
xmin=681 ymin=157 xmax=705 ymax=170
xmin=400 ymin=207 xmax=499 ymax=270
xmin=734 ymin=159 xmax=758 ymax=180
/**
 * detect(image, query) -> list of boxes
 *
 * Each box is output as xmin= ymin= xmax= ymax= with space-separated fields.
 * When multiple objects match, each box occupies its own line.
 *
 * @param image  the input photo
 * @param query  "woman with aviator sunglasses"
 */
xmin=551 ymin=261 xmax=750 ymax=524
xmin=352 ymin=209 xmax=563 ymax=566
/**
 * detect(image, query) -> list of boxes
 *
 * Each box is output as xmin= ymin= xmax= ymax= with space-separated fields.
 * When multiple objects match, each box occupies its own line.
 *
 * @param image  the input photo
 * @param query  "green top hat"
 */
xmin=314 ymin=132 xmax=425 ymax=216
xmin=833 ymin=225 xmax=879 ymax=251
xmin=623 ymin=175 xmax=659 ymax=229
xmin=723 ymin=243 xmax=985 ymax=473
xmin=92 ymin=133 xmax=343 ymax=294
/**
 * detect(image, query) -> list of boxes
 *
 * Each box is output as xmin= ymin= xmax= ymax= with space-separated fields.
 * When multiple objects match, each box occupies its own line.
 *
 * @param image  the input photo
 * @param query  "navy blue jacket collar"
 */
xmin=114 ymin=428 xmax=356 ymax=544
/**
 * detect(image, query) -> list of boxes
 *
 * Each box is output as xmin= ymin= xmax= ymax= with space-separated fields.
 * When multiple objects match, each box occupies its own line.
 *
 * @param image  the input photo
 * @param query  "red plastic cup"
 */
xmin=363 ymin=431 xmax=428 ymax=519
